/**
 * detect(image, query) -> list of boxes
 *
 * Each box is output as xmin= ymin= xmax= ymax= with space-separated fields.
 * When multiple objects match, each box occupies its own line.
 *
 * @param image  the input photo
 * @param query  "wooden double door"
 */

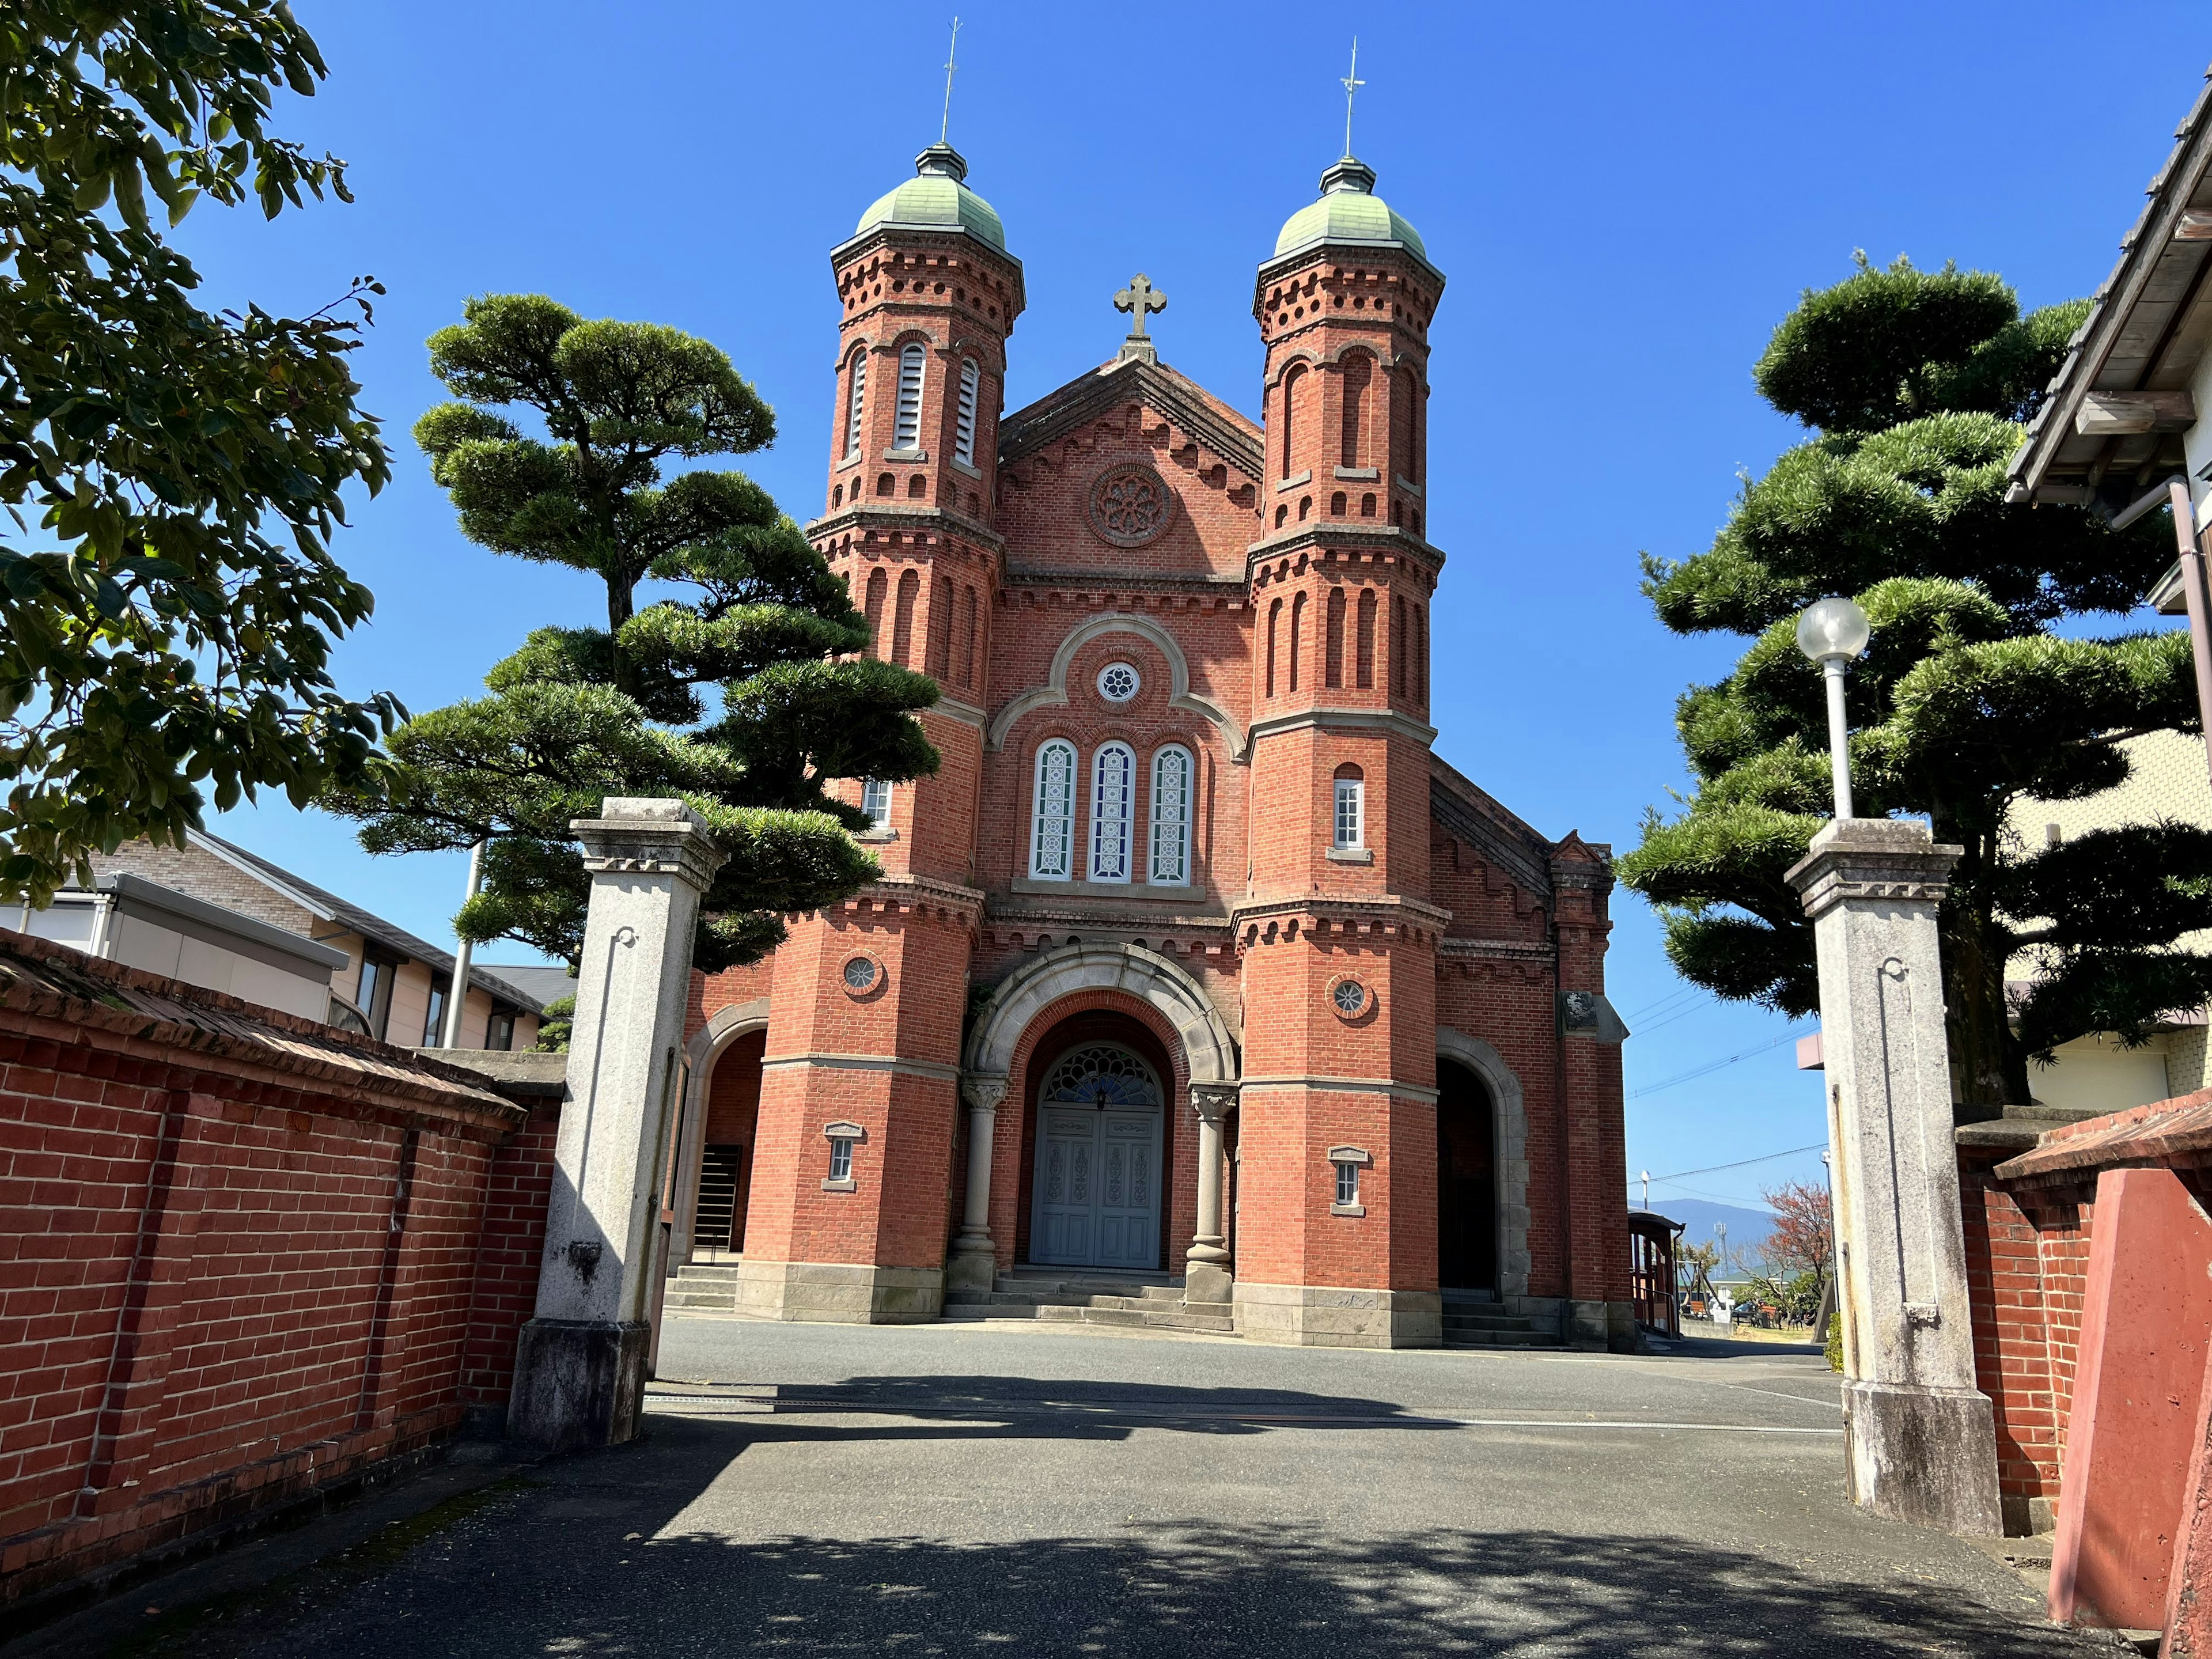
xmin=1031 ymin=1096 xmax=1163 ymax=1272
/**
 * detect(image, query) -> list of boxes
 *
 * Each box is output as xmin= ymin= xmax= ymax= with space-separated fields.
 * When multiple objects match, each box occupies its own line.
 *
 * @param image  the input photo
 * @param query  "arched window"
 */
xmin=1340 ymin=351 xmax=1373 ymax=467
xmin=962 ymin=585 xmax=980 ymax=688
xmin=844 ymin=349 xmax=866 ymax=457
xmin=891 ymin=568 xmax=919 ymax=667
xmin=1357 ymin=589 xmax=1377 ymax=689
xmin=1089 ymin=742 xmax=1135 ymax=882
xmin=1281 ymin=363 xmax=1306 ymax=478
xmin=1415 ymin=602 xmax=1429 ymax=704
xmin=907 ymin=474 xmax=927 ymax=499
xmin=1149 ymin=745 xmax=1192 ymax=886
xmin=1392 ymin=594 xmax=1408 ymax=695
xmin=895 ymin=342 xmax=926 ymax=450
xmin=861 ymin=779 xmax=891 ymax=830
xmin=863 ymin=567 xmax=888 ymax=658
xmin=1334 ymin=764 xmax=1365 ymax=849
xmin=1289 ymin=591 xmax=1307 ymax=693
xmin=955 ymin=358 xmax=980 ymax=467
xmin=1042 ymin=1043 xmax=1161 ymax=1107
xmin=1265 ymin=597 xmax=1282 ymax=698
xmin=1325 ymin=586 xmax=1346 ymax=689
xmin=1031 ymin=740 xmax=1077 ymax=880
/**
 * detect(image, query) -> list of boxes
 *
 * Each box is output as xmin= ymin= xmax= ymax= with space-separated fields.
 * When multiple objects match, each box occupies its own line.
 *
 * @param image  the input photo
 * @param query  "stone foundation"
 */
xmin=1232 ymin=1281 xmax=1442 ymax=1349
xmin=733 ymin=1260 xmax=944 ymax=1324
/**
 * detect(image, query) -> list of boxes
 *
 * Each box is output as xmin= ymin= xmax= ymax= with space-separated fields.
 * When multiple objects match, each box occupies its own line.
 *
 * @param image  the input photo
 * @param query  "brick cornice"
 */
xmin=1244 ymin=522 xmax=1444 ymax=579
xmin=1230 ymin=893 xmax=1451 ymax=949
xmin=806 ymin=504 xmax=1005 ymax=555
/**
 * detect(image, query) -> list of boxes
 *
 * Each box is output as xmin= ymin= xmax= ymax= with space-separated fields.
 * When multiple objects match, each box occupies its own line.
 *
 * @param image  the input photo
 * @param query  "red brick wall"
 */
xmin=0 ymin=941 xmax=550 ymax=1608
xmin=1960 ymin=1137 xmax=2210 ymax=1524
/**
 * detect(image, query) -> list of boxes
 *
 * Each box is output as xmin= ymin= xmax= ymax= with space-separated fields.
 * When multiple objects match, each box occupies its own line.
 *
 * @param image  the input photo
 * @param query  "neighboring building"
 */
xmin=2004 ymin=64 xmax=2212 ymax=1113
xmin=668 ymin=140 xmax=1633 ymax=1349
xmin=49 ymin=830 xmax=544 ymax=1050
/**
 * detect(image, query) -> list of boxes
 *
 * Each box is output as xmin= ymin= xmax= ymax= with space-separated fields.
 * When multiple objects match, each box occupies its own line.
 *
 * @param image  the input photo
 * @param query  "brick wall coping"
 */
xmin=0 ymin=927 xmax=524 ymax=1134
xmin=1994 ymin=1088 xmax=2212 ymax=1181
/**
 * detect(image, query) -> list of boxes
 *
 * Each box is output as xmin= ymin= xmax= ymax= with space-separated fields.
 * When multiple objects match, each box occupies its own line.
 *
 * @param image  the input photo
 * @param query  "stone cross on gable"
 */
xmin=1115 ymin=274 xmax=1166 ymax=339
xmin=1114 ymin=274 xmax=1167 ymax=363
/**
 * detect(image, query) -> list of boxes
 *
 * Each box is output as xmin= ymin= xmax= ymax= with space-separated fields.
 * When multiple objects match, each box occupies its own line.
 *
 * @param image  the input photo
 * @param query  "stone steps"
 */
xmin=942 ymin=1269 xmax=1236 ymax=1335
xmin=665 ymin=1263 xmax=744 ymax=1312
xmin=1439 ymin=1295 xmax=1560 ymax=1351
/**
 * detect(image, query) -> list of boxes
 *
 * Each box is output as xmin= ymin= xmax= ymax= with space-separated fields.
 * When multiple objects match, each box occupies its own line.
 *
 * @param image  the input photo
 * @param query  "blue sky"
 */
xmin=168 ymin=1 xmax=2205 ymax=1207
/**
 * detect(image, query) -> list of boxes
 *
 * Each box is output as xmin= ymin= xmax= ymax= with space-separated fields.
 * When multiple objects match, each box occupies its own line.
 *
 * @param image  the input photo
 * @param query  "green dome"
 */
xmin=1273 ymin=157 xmax=1426 ymax=262
xmin=853 ymin=143 xmax=1006 ymax=252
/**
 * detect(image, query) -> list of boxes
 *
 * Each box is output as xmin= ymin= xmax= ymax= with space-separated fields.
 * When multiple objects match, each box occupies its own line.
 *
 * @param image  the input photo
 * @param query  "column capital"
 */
xmin=1190 ymin=1081 xmax=1240 ymax=1124
xmin=570 ymin=797 xmax=726 ymax=894
xmin=1784 ymin=818 xmax=1961 ymax=923
xmin=961 ymin=1073 xmax=1009 ymax=1113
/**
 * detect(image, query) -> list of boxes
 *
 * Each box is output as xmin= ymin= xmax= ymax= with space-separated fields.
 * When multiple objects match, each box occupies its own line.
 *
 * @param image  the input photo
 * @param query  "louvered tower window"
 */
xmin=845 ymin=352 xmax=866 ymax=456
xmin=895 ymin=343 xmax=926 ymax=450
xmin=955 ymin=359 xmax=980 ymax=467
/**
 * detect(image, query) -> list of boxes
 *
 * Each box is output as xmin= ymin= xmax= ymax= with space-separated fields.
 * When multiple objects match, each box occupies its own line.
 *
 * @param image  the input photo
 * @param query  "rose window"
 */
xmin=842 ymin=956 xmax=880 ymax=993
xmin=1088 ymin=464 xmax=1174 ymax=547
xmin=1097 ymin=662 xmax=1140 ymax=703
xmin=1332 ymin=979 xmax=1369 ymax=1017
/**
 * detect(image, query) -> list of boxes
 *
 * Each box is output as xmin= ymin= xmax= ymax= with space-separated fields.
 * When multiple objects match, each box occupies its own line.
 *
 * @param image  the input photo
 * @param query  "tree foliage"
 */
xmin=1758 ymin=1179 xmax=1833 ymax=1279
xmin=0 ymin=2 xmax=400 ymax=907
xmin=324 ymin=296 xmax=940 ymax=971
xmin=1619 ymin=253 xmax=2212 ymax=1108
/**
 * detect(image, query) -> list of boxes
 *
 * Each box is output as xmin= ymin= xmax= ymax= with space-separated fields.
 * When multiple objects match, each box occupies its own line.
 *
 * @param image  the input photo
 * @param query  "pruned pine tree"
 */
xmin=323 ymin=296 xmax=938 ymax=972
xmin=1618 ymin=255 xmax=2212 ymax=1112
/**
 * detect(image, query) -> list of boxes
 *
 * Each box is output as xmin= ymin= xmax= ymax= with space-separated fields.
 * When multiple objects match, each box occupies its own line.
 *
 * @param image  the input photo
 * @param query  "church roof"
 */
xmin=998 ymin=354 xmax=1263 ymax=478
xmin=1272 ymin=156 xmax=1432 ymax=271
xmin=850 ymin=143 xmax=1007 ymax=254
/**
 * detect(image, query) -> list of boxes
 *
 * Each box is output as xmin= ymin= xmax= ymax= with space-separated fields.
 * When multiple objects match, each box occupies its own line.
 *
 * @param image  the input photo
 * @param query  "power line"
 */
xmin=1622 ymin=984 xmax=1710 ymax=1024
xmin=1644 ymin=1142 xmax=1827 ymax=1184
xmin=1626 ymin=1027 xmax=1813 ymax=1100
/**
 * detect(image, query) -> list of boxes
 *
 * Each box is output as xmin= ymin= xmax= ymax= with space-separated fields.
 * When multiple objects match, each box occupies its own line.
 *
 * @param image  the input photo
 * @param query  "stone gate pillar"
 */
xmin=1785 ymin=817 xmax=2001 ymax=1535
xmin=507 ymin=799 xmax=725 ymax=1453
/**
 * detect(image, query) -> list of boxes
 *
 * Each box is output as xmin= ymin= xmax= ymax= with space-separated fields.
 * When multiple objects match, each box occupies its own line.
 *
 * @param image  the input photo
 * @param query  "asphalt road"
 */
xmin=123 ymin=1319 xmax=2111 ymax=1657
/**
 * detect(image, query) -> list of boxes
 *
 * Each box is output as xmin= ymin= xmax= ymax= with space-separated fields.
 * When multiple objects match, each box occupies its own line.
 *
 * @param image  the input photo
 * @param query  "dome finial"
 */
xmin=1340 ymin=37 xmax=1365 ymax=160
xmin=939 ymin=17 xmax=961 ymax=145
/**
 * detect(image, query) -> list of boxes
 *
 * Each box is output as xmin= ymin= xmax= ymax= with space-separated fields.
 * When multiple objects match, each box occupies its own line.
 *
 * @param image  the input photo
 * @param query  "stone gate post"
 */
xmin=507 ymin=798 xmax=725 ymax=1453
xmin=1785 ymin=818 xmax=2001 ymax=1535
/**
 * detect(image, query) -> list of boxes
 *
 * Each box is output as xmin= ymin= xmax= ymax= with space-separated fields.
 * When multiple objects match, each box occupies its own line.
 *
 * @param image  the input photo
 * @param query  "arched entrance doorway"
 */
xmin=691 ymin=1027 xmax=765 ymax=1260
xmin=1437 ymin=1058 xmax=1498 ymax=1291
xmin=1030 ymin=1041 xmax=1165 ymax=1270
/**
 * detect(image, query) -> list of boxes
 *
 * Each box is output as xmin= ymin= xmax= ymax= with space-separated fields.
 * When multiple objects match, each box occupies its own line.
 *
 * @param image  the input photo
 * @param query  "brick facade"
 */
xmin=682 ymin=144 xmax=1631 ymax=1344
xmin=0 ymin=931 xmax=552 ymax=1610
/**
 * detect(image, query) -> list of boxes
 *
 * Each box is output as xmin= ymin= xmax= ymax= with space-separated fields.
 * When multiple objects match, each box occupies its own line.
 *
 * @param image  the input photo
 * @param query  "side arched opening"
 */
xmin=1437 ymin=1058 xmax=1498 ymax=1291
xmin=692 ymin=1028 xmax=766 ymax=1259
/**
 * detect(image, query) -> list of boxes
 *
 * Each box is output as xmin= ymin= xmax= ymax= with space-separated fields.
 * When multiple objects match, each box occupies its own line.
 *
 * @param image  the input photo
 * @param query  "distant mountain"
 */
xmin=1639 ymin=1198 xmax=1777 ymax=1271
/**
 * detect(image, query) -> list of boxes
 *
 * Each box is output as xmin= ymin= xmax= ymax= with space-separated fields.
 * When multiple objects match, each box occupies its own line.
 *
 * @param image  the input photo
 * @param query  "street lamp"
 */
xmin=1796 ymin=596 xmax=1872 ymax=820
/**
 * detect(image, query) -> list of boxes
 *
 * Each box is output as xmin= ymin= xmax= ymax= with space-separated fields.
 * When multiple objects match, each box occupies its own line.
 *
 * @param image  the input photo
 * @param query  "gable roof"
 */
xmin=1427 ymin=756 xmax=1562 ymax=899
xmin=998 ymin=355 xmax=1264 ymax=479
xmin=188 ymin=830 xmax=547 ymax=1014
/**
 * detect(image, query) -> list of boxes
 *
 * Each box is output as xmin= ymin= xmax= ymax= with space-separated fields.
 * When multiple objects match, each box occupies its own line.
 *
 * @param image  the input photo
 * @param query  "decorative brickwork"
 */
xmin=680 ymin=145 xmax=1629 ymax=1345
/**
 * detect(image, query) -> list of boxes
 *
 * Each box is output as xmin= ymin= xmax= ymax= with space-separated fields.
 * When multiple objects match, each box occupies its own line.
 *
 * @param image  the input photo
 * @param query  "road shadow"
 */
xmin=199 ymin=1491 xmax=2096 ymax=1658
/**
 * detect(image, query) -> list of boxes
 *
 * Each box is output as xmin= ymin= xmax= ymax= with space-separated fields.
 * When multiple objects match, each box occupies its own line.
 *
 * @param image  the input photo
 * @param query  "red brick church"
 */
xmin=671 ymin=139 xmax=1632 ymax=1349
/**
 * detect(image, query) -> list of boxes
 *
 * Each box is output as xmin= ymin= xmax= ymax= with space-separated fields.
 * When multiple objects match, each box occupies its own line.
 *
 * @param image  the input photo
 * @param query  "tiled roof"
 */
xmin=190 ymin=830 xmax=548 ymax=1015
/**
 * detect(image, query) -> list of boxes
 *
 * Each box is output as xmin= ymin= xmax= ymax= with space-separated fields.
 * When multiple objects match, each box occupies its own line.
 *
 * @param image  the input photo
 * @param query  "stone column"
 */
xmin=1785 ymin=817 xmax=2001 ymax=1536
xmin=507 ymin=799 xmax=725 ymax=1453
xmin=1185 ymin=1082 xmax=1237 ymax=1306
xmin=946 ymin=1075 xmax=1006 ymax=1294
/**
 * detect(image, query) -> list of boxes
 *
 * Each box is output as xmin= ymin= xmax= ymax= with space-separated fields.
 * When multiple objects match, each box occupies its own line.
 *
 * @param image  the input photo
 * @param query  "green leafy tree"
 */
xmin=324 ymin=295 xmax=939 ymax=970
xmin=1619 ymin=255 xmax=2212 ymax=1111
xmin=1 ymin=3 xmax=400 ymax=906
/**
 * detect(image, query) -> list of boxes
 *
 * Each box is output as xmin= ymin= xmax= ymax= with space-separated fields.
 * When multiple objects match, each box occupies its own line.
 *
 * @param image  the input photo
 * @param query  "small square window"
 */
xmin=828 ymin=1138 xmax=854 ymax=1183
xmin=1334 ymin=778 xmax=1363 ymax=848
xmin=1335 ymin=1161 xmax=1360 ymax=1206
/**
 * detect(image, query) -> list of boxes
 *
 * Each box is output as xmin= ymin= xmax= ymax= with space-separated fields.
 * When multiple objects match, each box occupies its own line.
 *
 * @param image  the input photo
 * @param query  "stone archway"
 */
xmin=671 ymin=997 xmax=770 ymax=1264
xmin=951 ymin=942 xmax=1240 ymax=1296
xmin=1436 ymin=1028 xmax=1531 ymax=1301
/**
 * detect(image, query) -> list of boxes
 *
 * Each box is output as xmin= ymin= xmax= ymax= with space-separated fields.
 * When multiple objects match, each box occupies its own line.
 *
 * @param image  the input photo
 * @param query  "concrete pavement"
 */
xmin=31 ymin=1319 xmax=2118 ymax=1656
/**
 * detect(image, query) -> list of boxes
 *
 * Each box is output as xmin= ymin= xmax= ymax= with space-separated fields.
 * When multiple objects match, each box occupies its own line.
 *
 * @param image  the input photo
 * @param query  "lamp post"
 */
xmin=1796 ymin=596 xmax=1872 ymax=819
xmin=1782 ymin=596 xmax=2002 ymax=1536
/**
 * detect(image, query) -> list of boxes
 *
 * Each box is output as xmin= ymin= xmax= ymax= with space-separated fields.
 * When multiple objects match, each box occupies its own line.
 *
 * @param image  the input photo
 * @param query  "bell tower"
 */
xmin=733 ymin=143 xmax=1023 ymax=1325
xmin=1233 ymin=151 xmax=1453 ymax=1348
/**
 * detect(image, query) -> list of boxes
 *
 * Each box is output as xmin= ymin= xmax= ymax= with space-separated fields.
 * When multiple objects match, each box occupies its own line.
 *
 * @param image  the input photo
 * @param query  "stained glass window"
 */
xmin=1149 ymin=745 xmax=1192 ymax=885
xmin=1090 ymin=742 xmax=1134 ymax=882
xmin=1031 ymin=740 xmax=1076 ymax=878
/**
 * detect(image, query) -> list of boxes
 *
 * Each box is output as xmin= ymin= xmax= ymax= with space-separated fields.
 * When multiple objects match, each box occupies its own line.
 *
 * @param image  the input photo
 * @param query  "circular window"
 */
xmin=1086 ymin=463 xmax=1175 ymax=547
xmin=842 ymin=955 xmax=881 ymax=995
xmin=1331 ymin=978 xmax=1371 ymax=1019
xmin=1096 ymin=662 xmax=1141 ymax=703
